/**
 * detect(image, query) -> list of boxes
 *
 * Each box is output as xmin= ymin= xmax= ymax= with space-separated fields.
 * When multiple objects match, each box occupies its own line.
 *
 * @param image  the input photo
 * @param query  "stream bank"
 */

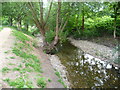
xmin=68 ymin=38 xmax=119 ymax=68
xmin=36 ymin=35 xmax=70 ymax=88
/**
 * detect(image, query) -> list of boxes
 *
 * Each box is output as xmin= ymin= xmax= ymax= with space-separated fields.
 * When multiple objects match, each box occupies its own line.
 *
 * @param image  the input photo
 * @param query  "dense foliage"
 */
xmin=1 ymin=2 xmax=120 ymax=41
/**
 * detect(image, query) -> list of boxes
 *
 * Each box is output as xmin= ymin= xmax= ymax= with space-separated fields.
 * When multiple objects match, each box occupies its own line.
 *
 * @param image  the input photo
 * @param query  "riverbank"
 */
xmin=68 ymin=38 xmax=119 ymax=68
xmin=36 ymin=35 xmax=70 ymax=88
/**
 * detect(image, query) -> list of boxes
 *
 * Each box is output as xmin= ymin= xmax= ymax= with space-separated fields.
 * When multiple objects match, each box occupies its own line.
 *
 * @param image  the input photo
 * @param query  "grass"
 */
xmin=8 ymin=63 xmax=15 ymax=65
xmin=55 ymin=71 xmax=61 ymax=78
xmin=12 ymin=47 xmax=42 ymax=73
xmin=18 ymin=64 xmax=22 ymax=68
xmin=4 ymin=51 xmax=9 ymax=54
xmin=3 ymin=74 xmax=33 ymax=88
xmin=8 ymin=77 xmax=33 ymax=88
xmin=10 ymin=56 xmax=15 ymax=59
xmin=12 ymin=67 xmax=20 ymax=71
xmin=55 ymin=71 xmax=67 ymax=88
xmin=3 ymin=78 xmax=10 ymax=82
xmin=12 ymin=30 xmax=30 ymax=43
xmin=37 ymin=77 xmax=46 ymax=88
xmin=2 ymin=67 xmax=10 ymax=73
xmin=22 ymin=68 xmax=33 ymax=72
xmin=58 ymin=79 xmax=67 ymax=88
xmin=48 ymin=78 xmax=52 ymax=82
xmin=9 ymin=29 xmax=45 ymax=88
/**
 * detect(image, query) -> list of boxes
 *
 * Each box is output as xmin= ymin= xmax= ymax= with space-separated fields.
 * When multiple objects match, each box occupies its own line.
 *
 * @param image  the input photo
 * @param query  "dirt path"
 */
xmin=0 ymin=28 xmax=64 ymax=88
xmin=0 ymin=28 xmax=16 ymax=89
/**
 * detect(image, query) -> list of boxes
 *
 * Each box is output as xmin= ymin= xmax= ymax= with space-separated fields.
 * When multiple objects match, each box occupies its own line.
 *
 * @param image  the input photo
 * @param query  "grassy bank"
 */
xmin=2 ymin=29 xmax=47 ymax=88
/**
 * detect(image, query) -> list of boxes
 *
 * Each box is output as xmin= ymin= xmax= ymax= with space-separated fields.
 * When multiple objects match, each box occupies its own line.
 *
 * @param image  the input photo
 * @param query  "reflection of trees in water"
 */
xmin=57 ymin=41 xmax=119 ymax=88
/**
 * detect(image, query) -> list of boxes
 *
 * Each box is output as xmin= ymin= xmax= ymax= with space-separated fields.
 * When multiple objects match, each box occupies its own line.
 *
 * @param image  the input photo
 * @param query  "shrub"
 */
xmin=45 ymin=30 xmax=55 ymax=43
xmin=59 ymin=30 xmax=69 ymax=43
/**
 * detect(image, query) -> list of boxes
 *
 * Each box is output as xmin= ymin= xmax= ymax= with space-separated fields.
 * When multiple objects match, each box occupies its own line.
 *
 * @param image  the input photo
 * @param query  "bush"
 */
xmin=45 ymin=30 xmax=55 ymax=43
xmin=59 ymin=30 xmax=69 ymax=43
xmin=72 ymin=16 xmax=115 ymax=39
xmin=85 ymin=16 xmax=114 ymax=36
xmin=2 ymin=17 xmax=9 ymax=25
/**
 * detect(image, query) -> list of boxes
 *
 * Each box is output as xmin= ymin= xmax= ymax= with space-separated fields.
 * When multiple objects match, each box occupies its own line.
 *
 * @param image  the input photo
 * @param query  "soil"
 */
xmin=0 ymin=28 xmax=17 ymax=89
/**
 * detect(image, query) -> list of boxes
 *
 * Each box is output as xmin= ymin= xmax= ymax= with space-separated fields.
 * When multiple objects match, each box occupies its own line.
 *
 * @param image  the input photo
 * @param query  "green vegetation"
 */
xmin=55 ymin=71 xmax=67 ymax=88
xmin=48 ymin=78 xmax=52 ymax=82
xmin=10 ymin=56 xmax=15 ymax=59
xmin=0 ymin=26 xmax=3 ymax=31
xmin=37 ymin=77 xmax=47 ymax=88
xmin=4 ymin=77 xmax=33 ymax=88
xmin=2 ymin=2 xmax=120 ymax=49
xmin=2 ymin=67 xmax=10 ymax=73
xmin=8 ymin=63 xmax=15 ymax=66
xmin=3 ymin=78 xmax=10 ymax=82
xmin=12 ymin=30 xmax=30 ymax=43
xmin=55 ymin=71 xmax=61 ymax=78
xmin=4 ymin=51 xmax=9 ymax=54
xmin=12 ymin=30 xmax=42 ymax=73
xmin=45 ymin=30 xmax=55 ymax=43
xmin=12 ymin=67 xmax=20 ymax=71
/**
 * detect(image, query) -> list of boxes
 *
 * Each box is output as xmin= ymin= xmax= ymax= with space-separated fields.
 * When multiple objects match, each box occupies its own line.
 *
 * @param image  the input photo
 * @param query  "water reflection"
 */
xmin=57 ymin=41 xmax=120 ymax=88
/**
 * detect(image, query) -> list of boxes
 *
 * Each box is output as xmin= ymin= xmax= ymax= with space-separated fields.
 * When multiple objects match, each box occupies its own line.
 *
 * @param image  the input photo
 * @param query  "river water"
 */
xmin=56 ymin=41 xmax=120 ymax=88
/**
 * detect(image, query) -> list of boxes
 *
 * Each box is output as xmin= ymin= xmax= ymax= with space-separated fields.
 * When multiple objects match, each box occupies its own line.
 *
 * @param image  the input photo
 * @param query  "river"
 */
xmin=56 ymin=41 xmax=120 ymax=88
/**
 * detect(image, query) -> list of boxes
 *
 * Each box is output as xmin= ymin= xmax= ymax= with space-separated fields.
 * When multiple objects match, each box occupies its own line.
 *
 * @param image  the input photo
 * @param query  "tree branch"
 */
xmin=44 ymin=1 xmax=53 ymax=26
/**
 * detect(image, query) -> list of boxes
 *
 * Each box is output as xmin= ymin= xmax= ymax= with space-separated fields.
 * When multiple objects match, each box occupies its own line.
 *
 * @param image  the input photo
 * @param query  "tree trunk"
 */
xmin=82 ymin=15 xmax=84 ymax=31
xmin=114 ymin=17 xmax=116 ymax=38
xmin=25 ymin=23 xmax=29 ymax=31
xmin=18 ymin=20 xmax=21 ymax=30
xmin=52 ymin=1 xmax=61 ymax=46
xmin=9 ymin=17 xmax=13 ymax=26
xmin=113 ymin=3 xmax=118 ymax=39
xmin=81 ymin=3 xmax=84 ymax=31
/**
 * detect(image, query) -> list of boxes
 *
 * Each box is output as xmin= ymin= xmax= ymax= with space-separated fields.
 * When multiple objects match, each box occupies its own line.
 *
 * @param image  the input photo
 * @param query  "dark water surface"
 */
xmin=56 ymin=41 xmax=120 ymax=88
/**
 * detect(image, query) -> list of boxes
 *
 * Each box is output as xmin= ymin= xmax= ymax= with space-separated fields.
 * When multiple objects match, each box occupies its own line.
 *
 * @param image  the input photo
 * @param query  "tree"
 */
xmin=27 ymin=1 xmax=68 ymax=52
xmin=113 ymin=2 xmax=120 ymax=38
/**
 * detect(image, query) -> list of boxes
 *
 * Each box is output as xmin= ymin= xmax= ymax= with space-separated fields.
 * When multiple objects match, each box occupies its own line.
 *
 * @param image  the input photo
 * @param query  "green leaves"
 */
xmin=45 ymin=30 xmax=55 ymax=43
xmin=37 ymin=77 xmax=46 ymax=88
